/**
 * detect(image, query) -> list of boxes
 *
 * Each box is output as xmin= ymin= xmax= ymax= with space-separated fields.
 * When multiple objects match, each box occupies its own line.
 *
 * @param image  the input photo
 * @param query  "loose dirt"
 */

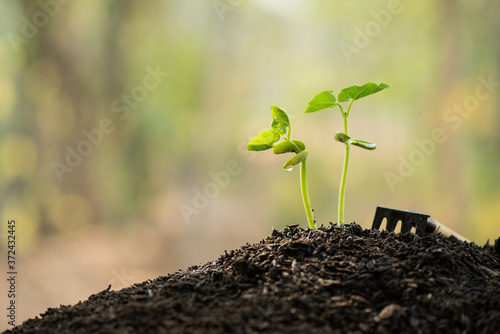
xmin=4 ymin=224 xmax=500 ymax=333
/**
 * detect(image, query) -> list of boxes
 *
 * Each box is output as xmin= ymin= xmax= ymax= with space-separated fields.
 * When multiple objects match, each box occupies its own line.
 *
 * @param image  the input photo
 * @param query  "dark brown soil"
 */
xmin=4 ymin=224 xmax=500 ymax=334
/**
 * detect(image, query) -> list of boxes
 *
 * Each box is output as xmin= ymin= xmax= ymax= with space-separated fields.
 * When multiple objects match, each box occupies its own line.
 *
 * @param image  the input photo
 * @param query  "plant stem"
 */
xmin=338 ymin=140 xmax=350 ymax=225
xmin=338 ymin=104 xmax=352 ymax=226
xmin=300 ymin=159 xmax=316 ymax=229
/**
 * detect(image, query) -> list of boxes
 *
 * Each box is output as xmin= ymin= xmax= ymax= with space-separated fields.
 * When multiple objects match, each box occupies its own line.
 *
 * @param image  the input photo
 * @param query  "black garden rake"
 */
xmin=372 ymin=206 xmax=468 ymax=242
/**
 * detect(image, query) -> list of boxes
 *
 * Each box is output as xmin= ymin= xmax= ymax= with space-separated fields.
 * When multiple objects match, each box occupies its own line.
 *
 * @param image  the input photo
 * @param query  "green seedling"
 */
xmin=247 ymin=106 xmax=316 ymax=229
xmin=305 ymin=82 xmax=389 ymax=225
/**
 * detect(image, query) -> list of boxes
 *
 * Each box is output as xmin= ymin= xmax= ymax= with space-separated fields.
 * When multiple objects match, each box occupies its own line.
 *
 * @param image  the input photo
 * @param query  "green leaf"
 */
xmin=304 ymin=90 xmax=338 ymax=113
xmin=337 ymin=82 xmax=390 ymax=103
xmin=350 ymin=139 xmax=377 ymax=150
xmin=283 ymin=150 xmax=309 ymax=170
xmin=272 ymin=140 xmax=306 ymax=154
xmin=270 ymin=105 xmax=290 ymax=135
xmin=247 ymin=129 xmax=280 ymax=151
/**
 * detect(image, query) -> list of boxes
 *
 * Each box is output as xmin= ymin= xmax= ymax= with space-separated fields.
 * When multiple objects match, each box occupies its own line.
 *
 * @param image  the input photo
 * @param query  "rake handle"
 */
xmin=426 ymin=219 xmax=469 ymax=242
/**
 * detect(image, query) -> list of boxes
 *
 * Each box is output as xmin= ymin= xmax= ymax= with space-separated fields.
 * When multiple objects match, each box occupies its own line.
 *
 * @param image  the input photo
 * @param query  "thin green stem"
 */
xmin=343 ymin=114 xmax=349 ymax=134
xmin=338 ymin=141 xmax=350 ymax=225
xmin=300 ymin=159 xmax=316 ymax=229
xmin=338 ymin=111 xmax=350 ymax=225
xmin=286 ymin=138 xmax=302 ymax=153
xmin=338 ymin=104 xmax=345 ymax=117
xmin=345 ymin=99 xmax=355 ymax=118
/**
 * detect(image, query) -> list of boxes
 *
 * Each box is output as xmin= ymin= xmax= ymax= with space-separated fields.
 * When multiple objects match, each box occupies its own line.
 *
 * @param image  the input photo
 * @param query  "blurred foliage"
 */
xmin=0 ymin=0 xmax=499 ymax=253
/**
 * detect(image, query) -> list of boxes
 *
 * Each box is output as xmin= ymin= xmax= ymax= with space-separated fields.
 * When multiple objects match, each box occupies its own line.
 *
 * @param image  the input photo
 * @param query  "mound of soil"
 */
xmin=4 ymin=224 xmax=500 ymax=334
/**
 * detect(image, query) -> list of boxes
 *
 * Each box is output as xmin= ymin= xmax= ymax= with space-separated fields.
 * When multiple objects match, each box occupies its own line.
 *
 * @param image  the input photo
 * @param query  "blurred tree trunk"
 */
xmin=20 ymin=1 xmax=131 ymax=230
xmin=431 ymin=0 xmax=467 ymax=227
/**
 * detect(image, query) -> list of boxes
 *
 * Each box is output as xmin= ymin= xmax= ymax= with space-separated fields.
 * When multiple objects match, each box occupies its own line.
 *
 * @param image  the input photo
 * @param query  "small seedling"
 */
xmin=305 ymin=82 xmax=389 ymax=225
xmin=247 ymin=106 xmax=316 ymax=229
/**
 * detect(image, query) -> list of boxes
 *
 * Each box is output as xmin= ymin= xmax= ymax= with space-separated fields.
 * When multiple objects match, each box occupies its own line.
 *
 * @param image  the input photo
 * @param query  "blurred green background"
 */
xmin=1 ymin=0 xmax=499 ymax=328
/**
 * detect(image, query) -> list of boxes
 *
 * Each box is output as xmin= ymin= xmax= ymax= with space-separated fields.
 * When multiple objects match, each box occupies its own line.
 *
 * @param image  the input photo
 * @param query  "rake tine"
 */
xmin=372 ymin=206 xmax=429 ymax=237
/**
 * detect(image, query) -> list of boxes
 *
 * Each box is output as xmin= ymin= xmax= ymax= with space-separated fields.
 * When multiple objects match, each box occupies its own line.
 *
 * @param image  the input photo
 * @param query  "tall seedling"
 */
xmin=305 ymin=82 xmax=389 ymax=225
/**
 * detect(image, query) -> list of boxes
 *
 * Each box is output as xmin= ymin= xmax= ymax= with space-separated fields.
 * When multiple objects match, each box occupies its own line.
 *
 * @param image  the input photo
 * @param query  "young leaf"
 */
xmin=273 ymin=140 xmax=306 ymax=154
xmin=270 ymin=105 xmax=290 ymax=135
xmin=337 ymin=82 xmax=389 ymax=103
xmin=283 ymin=150 xmax=309 ymax=170
xmin=350 ymin=139 xmax=377 ymax=150
xmin=247 ymin=129 xmax=280 ymax=151
xmin=304 ymin=90 xmax=338 ymax=113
